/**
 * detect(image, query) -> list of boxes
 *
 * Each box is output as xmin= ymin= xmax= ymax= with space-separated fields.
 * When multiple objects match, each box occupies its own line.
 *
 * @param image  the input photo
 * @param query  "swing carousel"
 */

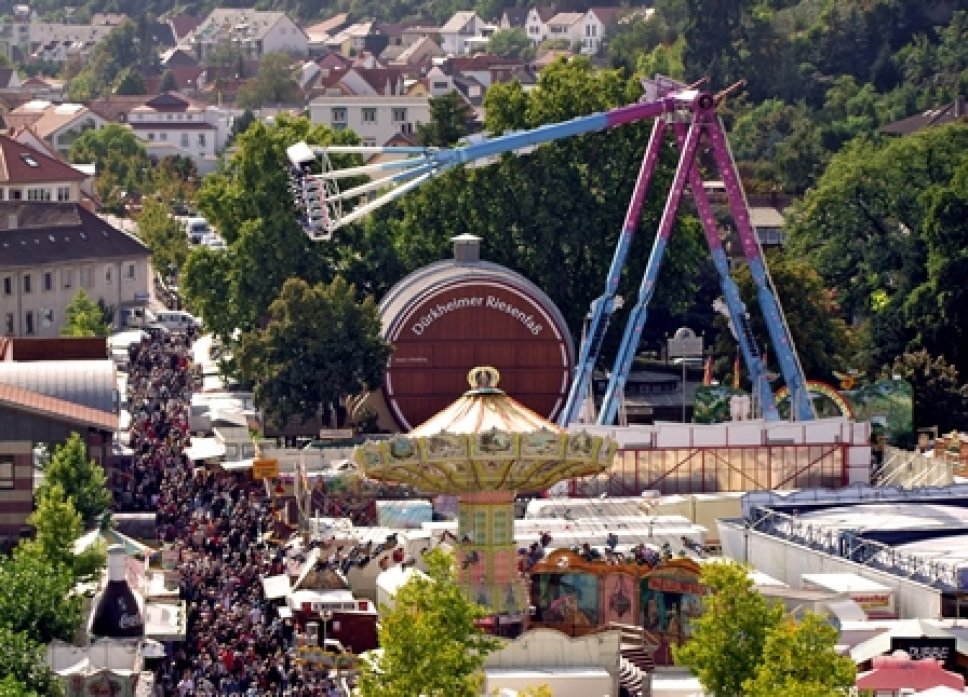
xmin=353 ymin=366 xmax=617 ymax=616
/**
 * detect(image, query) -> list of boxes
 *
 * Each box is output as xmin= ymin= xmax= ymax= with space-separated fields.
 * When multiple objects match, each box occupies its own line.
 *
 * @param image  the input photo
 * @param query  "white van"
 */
xmin=185 ymin=217 xmax=211 ymax=244
xmin=153 ymin=310 xmax=201 ymax=332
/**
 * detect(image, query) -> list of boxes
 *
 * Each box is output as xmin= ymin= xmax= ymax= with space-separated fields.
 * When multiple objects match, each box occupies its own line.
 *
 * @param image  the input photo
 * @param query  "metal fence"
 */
xmin=871 ymin=446 xmax=955 ymax=489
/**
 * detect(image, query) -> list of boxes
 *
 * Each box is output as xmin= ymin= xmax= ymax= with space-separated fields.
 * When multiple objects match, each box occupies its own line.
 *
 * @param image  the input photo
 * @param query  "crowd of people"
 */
xmin=116 ymin=326 xmax=348 ymax=696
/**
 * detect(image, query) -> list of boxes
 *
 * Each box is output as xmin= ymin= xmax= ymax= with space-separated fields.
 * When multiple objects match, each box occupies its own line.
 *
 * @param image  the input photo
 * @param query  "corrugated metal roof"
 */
xmin=0 ymin=359 xmax=116 ymax=413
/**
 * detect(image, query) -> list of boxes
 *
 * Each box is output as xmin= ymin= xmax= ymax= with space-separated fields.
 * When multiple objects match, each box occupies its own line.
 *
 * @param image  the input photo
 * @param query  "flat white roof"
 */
xmin=798 ymin=503 xmax=968 ymax=532
xmin=887 ymin=534 xmax=968 ymax=573
xmin=802 ymin=573 xmax=892 ymax=593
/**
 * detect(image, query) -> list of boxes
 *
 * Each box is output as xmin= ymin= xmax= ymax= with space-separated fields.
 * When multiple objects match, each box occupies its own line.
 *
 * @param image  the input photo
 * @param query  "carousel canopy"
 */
xmin=354 ymin=367 xmax=615 ymax=494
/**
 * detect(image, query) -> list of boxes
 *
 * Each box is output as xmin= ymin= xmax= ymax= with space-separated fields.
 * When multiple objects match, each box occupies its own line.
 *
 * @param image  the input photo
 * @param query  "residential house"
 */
xmin=123 ymin=92 xmax=231 ymax=175
xmin=90 ymin=13 xmax=128 ymax=27
xmin=182 ymin=10 xmax=308 ymax=63
xmin=449 ymin=54 xmax=523 ymax=88
xmin=0 ymin=133 xmax=87 ymax=206
xmin=1 ymin=20 xmax=118 ymax=64
xmin=16 ymin=75 xmax=64 ymax=101
xmin=881 ymin=96 xmax=968 ymax=136
xmin=400 ymin=25 xmax=440 ymax=48
xmin=499 ymin=8 xmax=529 ymax=30
xmin=546 ymin=12 xmax=584 ymax=50
xmin=303 ymin=13 xmax=350 ymax=53
xmin=166 ymin=14 xmax=204 ymax=44
xmin=0 ymin=202 xmax=151 ymax=340
xmin=525 ymin=7 xmax=556 ymax=45
xmin=325 ymin=21 xmax=377 ymax=56
xmin=439 ymin=11 xmax=483 ymax=55
xmin=3 ymin=101 xmax=105 ymax=157
xmin=309 ymin=93 xmax=429 ymax=146
xmin=580 ymin=7 xmax=627 ymax=55
xmin=6 ymin=126 xmax=97 ymax=205
xmin=389 ymin=36 xmax=444 ymax=68
xmin=0 ymin=67 xmax=21 ymax=90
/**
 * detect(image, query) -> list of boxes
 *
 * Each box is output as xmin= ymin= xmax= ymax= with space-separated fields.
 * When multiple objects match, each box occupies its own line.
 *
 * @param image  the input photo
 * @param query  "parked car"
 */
xmin=185 ymin=217 xmax=211 ymax=244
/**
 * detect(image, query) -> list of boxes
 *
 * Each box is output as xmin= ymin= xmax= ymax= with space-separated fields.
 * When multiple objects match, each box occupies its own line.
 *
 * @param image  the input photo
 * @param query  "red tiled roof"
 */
xmin=0 ymin=382 xmax=118 ymax=431
xmin=169 ymin=14 xmax=203 ymax=41
xmin=0 ymin=133 xmax=85 ymax=184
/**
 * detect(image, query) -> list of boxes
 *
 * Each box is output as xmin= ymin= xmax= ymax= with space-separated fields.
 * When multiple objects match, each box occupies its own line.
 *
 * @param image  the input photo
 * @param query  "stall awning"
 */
xmin=262 ymin=574 xmax=292 ymax=600
xmin=184 ymin=437 xmax=226 ymax=462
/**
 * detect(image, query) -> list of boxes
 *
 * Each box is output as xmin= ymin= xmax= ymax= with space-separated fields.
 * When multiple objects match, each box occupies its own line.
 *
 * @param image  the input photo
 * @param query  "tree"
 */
xmin=159 ymin=69 xmax=179 ymax=92
xmin=356 ymin=549 xmax=502 ymax=697
xmin=113 ymin=68 xmax=147 ymax=95
xmin=906 ymin=155 xmax=968 ymax=376
xmin=0 ymin=628 xmax=63 ymax=697
xmin=723 ymin=252 xmax=856 ymax=384
xmin=68 ymin=124 xmax=152 ymax=214
xmin=28 ymin=484 xmax=105 ymax=583
xmin=236 ymin=52 xmax=304 ymax=108
xmin=0 ymin=544 xmax=82 ymax=644
xmin=236 ymin=277 xmax=391 ymax=428
xmin=36 ymin=432 xmax=111 ymax=529
xmin=674 ymin=561 xmax=784 ymax=697
xmin=62 ymin=289 xmax=112 ymax=337
xmin=416 ymin=91 xmax=474 ymax=147
xmin=182 ymin=115 xmax=363 ymax=343
xmin=488 ymin=28 xmax=533 ymax=60
xmin=785 ymin=124 xmax=968 ymax=373
xmin=136 ymin=198 xmax=191 ymax=274
xmin=743 ymin=612 xmax=856 ymax=697
xmin=883 ymin=350 xmax=968 ymax=432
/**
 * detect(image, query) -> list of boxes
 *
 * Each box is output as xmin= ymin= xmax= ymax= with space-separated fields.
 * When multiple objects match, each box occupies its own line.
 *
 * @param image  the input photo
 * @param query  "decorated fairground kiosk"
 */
xmin=528 ymin=549 xmax=705 ymax=665
xmin=354 ymin=366 xmax=617 ymax=633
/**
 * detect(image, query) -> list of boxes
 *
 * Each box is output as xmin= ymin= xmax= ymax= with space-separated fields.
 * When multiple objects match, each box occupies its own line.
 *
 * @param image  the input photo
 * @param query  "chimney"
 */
xmin=452 ymin=233 xmax=480 ymax=264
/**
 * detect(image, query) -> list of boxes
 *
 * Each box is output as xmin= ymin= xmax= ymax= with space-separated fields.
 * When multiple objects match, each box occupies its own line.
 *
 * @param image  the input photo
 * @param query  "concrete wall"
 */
xmin=717 ymin=519 xmax=942 ymax=620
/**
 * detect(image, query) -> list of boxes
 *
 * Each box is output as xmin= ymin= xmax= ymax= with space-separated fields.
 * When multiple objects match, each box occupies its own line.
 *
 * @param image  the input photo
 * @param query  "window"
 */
xmin=56 ymin=186 xmax=70 ymax=201
xmin=24 ymin=311 xmax=34 ymax=335
xmin=392 ymin=107 xmax=407 ymax=123
xmin=361 ymin=108 xmax=377 ymax=124
xmin=432 ymin=81 xmax=449 ymax=90
xmin=198 ymin=133 xmax=206 ymax=147
xmin=22 ymin=274 xmax=31 ymax=294
xmin=0 ymin=460 xmax=13 ymax=490
xmin=473 ymin=511 xmax=487 ymax=544
xmin=104 ymin=265 xmax=112 ymax=284
xmin=160 ymin=133 xmax=167 ymax=141
xmin=331 ymin=107 xmax=347 ymax=124
xmin=39 ymin=308 xmax=53 ymax=328
xmin=180 ymin=133 xmax=189 ymax=148
xmin=493 ymin=511 xmax=509 ymax=544
xmin=10 ymin=189 xmax=21 ymax=200
xmin=27 ymin=187 xmax=51 ymax=201
xmin=2 ymin=276 xmax=10 ymax=295
xmin=363 ymin=138 xmax=376 ymax=147
xmin=125 ymin=263 xmax=135 ymax=280
xmin=4 ymin=312 xmax=12 ymax=334
xmin=147 ymin=132 xmax=155 ymax=141
xmin=400 ymin=122 xmax=414 ymax=135
xmin=80 ymin=266 xmax=93 ymax=289
xmin=43 ymin=271 xmax=52 ymax=291
xmin=62 ymin=269 xmax=73 ymax=289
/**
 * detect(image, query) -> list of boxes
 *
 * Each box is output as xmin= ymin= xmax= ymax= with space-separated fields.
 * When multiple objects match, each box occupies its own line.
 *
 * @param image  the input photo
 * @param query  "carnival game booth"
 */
xmin=528 ymin=550 xmax=704 ymax=665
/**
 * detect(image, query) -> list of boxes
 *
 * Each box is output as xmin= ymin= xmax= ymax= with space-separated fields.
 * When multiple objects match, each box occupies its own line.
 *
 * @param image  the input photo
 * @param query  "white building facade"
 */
xmin=308 ymin=95 xmax=429 ymax=146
